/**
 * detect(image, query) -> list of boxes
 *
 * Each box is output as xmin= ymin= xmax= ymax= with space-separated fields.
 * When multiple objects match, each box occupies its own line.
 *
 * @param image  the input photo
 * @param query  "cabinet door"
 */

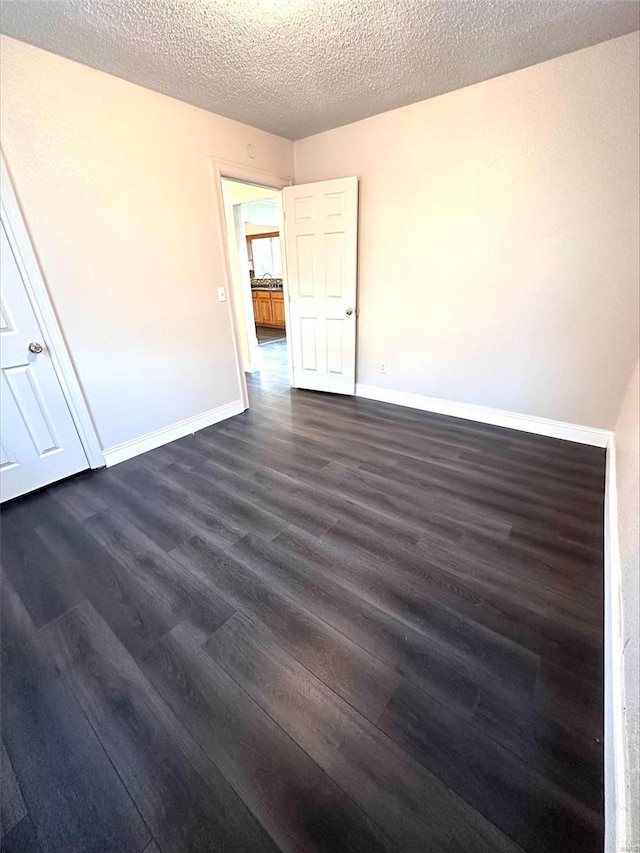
xmin=257 ymin=293 xmax=272 ymax=325
xmin=252 ymin=292 xmax=262 ymax=324
xmin=271 ymin=294 xmax=285 ymax=328
xmin=252 ymin=292 xmax=263 ymax=324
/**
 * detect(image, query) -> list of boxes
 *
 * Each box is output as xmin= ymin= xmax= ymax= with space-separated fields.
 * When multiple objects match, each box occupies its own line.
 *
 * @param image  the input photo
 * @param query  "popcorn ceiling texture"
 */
xmin=1 ymin=0 xmax=638 ymax=140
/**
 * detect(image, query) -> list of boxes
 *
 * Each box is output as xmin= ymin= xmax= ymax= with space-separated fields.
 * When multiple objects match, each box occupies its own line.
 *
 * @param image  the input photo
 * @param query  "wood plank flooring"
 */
xmin=0 ymin=338 xmax=605 ymax=852
xmin=256 ymin=325 xmax=287 ymax=345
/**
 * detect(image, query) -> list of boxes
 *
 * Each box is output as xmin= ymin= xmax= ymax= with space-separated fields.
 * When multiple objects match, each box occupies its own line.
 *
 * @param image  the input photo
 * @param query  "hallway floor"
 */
xmin=252 ymin=336 xmax=288 ymax=389
xmin=1 ymin=359 xmax=605 ymax=852
xmin=256 ymin=325 xmax=286 ymax=345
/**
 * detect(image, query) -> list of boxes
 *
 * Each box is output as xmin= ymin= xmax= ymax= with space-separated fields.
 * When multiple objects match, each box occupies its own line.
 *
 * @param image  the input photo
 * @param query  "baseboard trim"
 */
xmin=103 ymin=399 xmax=245 ymax=467
xmin=355 ymin=384 xmax=612 ymax=447
xmin=604 ymin=438 xmax=628 ymax=852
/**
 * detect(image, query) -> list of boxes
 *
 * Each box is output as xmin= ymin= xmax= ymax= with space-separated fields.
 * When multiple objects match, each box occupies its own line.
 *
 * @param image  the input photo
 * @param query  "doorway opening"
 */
xmin=220 ymin=178 xmax=290 ymax=389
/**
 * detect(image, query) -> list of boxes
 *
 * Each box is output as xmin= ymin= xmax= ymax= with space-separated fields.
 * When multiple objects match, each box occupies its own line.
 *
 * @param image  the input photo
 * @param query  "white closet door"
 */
xmin=1 ymin=220 xmax=88 ymax=501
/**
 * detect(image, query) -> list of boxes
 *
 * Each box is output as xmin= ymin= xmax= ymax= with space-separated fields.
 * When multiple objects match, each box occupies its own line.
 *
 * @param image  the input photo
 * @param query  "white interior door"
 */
xmin=1 ymin=220 xmax=88 ymax=502
xmin=283 ymin=176 xmax=358 ymax=394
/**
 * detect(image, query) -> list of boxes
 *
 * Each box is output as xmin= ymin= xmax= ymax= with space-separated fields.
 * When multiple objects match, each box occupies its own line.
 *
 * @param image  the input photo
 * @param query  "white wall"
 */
xmin=245 ymin=223 xmax=279 ymax=236
xmin=294 ymin=32 xmax=640 ymax=430
xmin=615 ymin=361 xmax=640 ymax=846
xmin=0 ymin=35 xmax=293 ymax=453
xmin=242 ymin=199 xmax=280 ymax=229
xmin=2 ymin=32 xmax=637 ymax=445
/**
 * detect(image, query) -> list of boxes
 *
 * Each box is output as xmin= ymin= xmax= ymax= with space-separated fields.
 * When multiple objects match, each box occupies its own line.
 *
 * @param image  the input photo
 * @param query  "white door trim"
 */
xmin=604 ymin=437 xmax=628 ymax=852
xmin=208 ymin=158 xmax=293 ymax=406
xmin=1 ymin=153 xmax=104 ymax=469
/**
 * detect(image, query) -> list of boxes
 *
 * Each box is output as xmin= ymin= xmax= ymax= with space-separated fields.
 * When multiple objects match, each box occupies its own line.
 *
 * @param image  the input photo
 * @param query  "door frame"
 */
xmin=1 ymin=154 xmax=104 ymax=469
xmin=208 ymin=158 xmax=294 ymax=408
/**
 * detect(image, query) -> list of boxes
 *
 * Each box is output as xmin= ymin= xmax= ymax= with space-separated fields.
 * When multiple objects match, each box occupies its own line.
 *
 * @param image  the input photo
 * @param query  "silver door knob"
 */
xmin=28 ymin=342 xmax=44 ymax=354
xmin=345 ymin=308 xmax=353 ymax=316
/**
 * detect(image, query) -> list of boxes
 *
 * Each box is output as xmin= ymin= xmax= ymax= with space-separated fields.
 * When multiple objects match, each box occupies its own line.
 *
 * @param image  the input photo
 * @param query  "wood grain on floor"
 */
xmin=0 ymin=340 xmax=604 ymax=852
xmin=256 ymin=325 xmax=287 ymax=345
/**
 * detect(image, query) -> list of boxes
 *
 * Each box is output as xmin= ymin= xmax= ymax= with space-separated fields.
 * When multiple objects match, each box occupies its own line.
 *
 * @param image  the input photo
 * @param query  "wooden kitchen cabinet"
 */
xmin=254 ymin=291 xmax=272 ymax=325
xmin=271 ymin=293 xmax=285 ymax=327
xmin=252 ymin=290 xmax=285 ymax=329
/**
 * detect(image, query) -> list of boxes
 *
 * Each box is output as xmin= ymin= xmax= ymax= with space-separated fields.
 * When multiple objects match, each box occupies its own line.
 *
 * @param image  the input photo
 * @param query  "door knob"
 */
xmin=28 ymin=342 xmax=44 ymax=354
xmin=345 ymin=308 xmax=353 ymax=316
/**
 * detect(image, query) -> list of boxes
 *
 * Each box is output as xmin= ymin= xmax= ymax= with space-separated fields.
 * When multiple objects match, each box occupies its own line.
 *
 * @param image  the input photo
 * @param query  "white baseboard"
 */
xmin=355 ymin=384 xmax=612 ymax=447
xmin=604 ymin=438 xmax=628 ymax=852
xmin=103 ymin=399 xmax=245 ymax=467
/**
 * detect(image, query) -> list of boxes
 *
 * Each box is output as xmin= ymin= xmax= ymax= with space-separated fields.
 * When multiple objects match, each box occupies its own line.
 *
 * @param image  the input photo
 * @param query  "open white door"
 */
xmin=1 ymin=219 xmax=88 ymax=502
xmin=283 ymin=177 xmax=358 ymax=394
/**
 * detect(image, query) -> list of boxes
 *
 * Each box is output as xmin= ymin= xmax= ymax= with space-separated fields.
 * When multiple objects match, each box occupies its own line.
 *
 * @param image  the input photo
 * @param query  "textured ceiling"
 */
xmin=1 ymin=0 xmax=638 ymax=139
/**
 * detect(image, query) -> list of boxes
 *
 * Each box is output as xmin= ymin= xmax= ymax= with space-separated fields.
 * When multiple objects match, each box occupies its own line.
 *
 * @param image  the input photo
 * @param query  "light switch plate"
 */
xmin=217 ymin=287 xmax=226 ymax=302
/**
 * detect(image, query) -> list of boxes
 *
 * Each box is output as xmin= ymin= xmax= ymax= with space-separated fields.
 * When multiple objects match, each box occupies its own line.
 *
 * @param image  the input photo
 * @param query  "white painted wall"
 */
xmin=241 ymin=198 xmax=280 ymax=229
xmin=0 ymin=35 xmax=293 ymax=453
xmin=615 ymin=361 xmax=640 ymax=846
xmin=2 ymin=31 xmax=637 ymax=449
xmin=294 ymin=32 xmax=640 ymax=430
xmin=245 ymin=223 xmax=279 ymax=236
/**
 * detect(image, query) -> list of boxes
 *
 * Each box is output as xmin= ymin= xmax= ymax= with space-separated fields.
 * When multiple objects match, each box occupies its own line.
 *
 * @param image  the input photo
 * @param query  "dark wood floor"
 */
xmin=256 ymin=325 xmax=286 ymax=345
xmin=0 ymin=339 xmax=605 ymax=853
